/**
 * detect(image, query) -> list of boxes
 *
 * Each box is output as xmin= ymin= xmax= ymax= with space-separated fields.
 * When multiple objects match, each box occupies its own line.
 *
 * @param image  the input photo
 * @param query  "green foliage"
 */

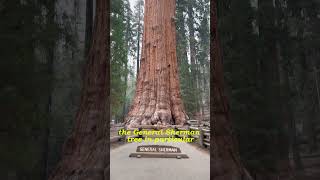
xmin=131 ymin=0 xmax=144 ymax=59
xmin=176 ymin=0 xmax=195 ymax=115
xmin=176 ymin=0 xmax=210 ymax=117
xmin=219 ymin=0 xmax=281 ymax=172
xmin=111 ymin=0 xmax=133 ymax=120
xmin=219 ymin=0 xmax=320 ymax=173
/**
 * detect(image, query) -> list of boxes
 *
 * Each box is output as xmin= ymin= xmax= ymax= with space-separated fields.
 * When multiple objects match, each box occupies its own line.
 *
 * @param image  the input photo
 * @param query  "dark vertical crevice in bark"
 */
xmin=85 ymin=0 xmax=93 ymax=56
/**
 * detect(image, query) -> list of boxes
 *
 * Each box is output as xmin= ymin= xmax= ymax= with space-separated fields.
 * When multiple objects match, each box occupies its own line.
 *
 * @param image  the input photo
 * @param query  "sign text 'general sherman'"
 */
xmin=136 ymin=145 xmax=181 ymax=153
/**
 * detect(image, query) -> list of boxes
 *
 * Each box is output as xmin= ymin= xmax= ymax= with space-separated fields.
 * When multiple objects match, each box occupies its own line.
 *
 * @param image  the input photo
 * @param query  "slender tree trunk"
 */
xmin=122 ymin=62 xmax=128 ymax=121
xmin=187 ymin=2 xmax=200 ymax=114
xmin=201 ymin=63 xmax=206 ymax=121
xmin=202 ymin=65 xmax=208 ymax=119
xmin=136 ymin=3 xmax=141 ymax=76
xmin=44 ymin=43 xmax=53 ymax=180
xmin=282 ymin=66 xmax=303 ymax=171
xmin=197 ymin=60 xmax=204 ymax=123
xmin=42 ymin=128 xmax=50 ymax=179
xmin=136 ymin=30 xmax=140 ymax=76
xmin=122 ymin=6 xmax=131 ymax=121
xmin=313 ymin=65 xmax=320 ymax=112
xmin=275 ymin=0 xmax=303 ymax=174
xmin=313 ymin=64 xmax=320 ymax=151
xmin=279 ymin=43 xmax=303 ymax=175
xmin=125 ymin=0 xmax=187 ymax=128
xmin=258 ymin=1 xmax=292 ymax=178
xmin=196 ymin=59 xmax=202 ymax=120
xmin=309 ymin=61 xmax=319 ymax=152
xmin=43 ymin=2 xmax=56 ymax=178
xmin=211 ymin=1 xmax=253 ymax=180
xmin=49 ymin=0 xmax=109 ymax=179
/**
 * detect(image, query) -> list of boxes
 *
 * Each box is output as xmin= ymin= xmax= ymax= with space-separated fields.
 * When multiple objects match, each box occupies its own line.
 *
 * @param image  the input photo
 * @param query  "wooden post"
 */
xmin=199 ymin=127 xmax=204 ymax=147
xmin=120 ymin=126 xmax=125 ymax=142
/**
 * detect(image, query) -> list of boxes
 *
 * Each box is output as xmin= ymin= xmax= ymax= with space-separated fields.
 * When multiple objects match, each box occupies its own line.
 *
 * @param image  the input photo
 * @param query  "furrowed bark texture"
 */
xmin=125 ymin=0 xmax=187 ymax=128
xmin=48 ymin=0 xmax=109 ymax=179
xmin=211 ymin=1 xmax=253 ymax=180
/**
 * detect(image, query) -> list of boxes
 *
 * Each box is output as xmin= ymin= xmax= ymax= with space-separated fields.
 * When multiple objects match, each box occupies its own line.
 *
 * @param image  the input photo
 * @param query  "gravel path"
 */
xmin=110 ymin=141 xmax=209 ymax=180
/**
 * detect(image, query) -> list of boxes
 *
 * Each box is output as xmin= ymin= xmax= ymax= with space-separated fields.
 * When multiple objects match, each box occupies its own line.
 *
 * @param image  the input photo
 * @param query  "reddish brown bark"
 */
xmin=211 ymin=1 xmax=253 ymax=180
xmin=48 ymin=0 xmax=109 ymax=179
xmin=125 ymin=0 xmax=187 ymax=128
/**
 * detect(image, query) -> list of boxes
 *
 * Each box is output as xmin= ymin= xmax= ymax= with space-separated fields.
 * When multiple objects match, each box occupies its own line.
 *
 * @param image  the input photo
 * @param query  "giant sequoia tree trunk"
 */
xmin=211 ymin=1 xmax=252 ymax=180
xmin=49 ymin=0 xmax=109 ymax=179
xmin=125 ymin=0 xmax=187 ymax=128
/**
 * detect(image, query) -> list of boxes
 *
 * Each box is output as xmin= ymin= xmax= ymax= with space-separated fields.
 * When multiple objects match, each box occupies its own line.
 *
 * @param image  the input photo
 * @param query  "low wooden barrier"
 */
xmin=175 ymin=125 xmax=210 ymax=149
xmin=110 ymin=120 xmax=211 ymax=149
xmin=110 ymin=136 xmax=122 ymax=143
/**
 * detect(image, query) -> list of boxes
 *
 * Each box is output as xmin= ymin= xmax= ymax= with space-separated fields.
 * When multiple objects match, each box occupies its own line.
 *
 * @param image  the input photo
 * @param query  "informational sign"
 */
xmin=136 ymin=145 xmax=182 ymax=153
xmin=129 ymin=145 xmax=188 ymax=159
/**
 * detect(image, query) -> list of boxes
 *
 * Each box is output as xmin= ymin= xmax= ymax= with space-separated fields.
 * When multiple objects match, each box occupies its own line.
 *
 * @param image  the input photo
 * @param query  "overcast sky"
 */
xmin=129 ymin=0 xmax=138 ymax=10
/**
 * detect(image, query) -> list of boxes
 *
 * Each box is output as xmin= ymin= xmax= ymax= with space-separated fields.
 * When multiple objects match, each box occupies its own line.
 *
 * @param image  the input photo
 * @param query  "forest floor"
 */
xmin=296 ymin=155 xmax=320 ymax=180
xmin=110 ymin=141 xmax=210 ymax=180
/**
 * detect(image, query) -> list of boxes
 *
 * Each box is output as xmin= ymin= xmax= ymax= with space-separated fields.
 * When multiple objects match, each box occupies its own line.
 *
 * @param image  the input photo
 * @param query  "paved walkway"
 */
xmin=110 ymin=142 xmax=209 ymax=180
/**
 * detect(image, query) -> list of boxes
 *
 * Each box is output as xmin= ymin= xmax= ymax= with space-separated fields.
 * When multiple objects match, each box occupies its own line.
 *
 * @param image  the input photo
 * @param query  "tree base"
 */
xmin=125 ymin=124 xmax=187 ymax=130
xmin=125 ymin=114 xmax=187 ymax=129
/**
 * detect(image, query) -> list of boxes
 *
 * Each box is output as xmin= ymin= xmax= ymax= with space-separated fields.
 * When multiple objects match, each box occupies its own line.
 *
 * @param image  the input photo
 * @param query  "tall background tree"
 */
xmin=0 ymin=0 xmax=60 ymax=179
xmin=218 ymin=0 xmax=320 ymax=179
xmin=211 ymin=0 xmax=253 ymax=179
xmin=175 ymin=0 xmax=210 ymax=121
xmin=132 ymin=0 xmax=144 ymax=76
xmin=110 ymin=0 xmax=133 ymax=123
xmin=49 ymin=0 xmax=109 ymax=179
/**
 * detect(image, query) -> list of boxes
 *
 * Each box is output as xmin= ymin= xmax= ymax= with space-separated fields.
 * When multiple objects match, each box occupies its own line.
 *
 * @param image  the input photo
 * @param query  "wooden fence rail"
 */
xmin=110 ymin=120 xmax=211 ymax=149
xmin=175 ymin=126 xmax=210 ymax=148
